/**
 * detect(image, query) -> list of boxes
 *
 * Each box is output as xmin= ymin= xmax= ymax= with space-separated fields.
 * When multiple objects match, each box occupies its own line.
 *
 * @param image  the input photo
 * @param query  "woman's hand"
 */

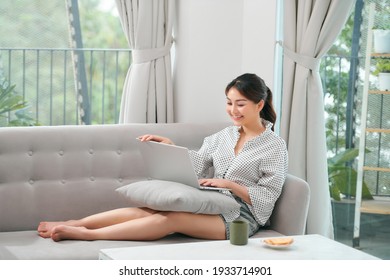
xmin=198 ymin=178 xmax=232 ymax=189
xmin=137 ymin=134 xmax=175 ymax=145
xmin=199 ymin=178 xmax=252 ymax=205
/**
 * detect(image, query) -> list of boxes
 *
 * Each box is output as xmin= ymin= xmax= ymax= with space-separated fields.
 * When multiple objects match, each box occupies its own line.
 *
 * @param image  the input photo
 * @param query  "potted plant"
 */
xmin=373 ymin=58 xmax=390 ymax=91
xmin=328 ymin=148 xmax=373 ymax=201
xmin=372 ymin=3 xmax=390 ymax=53
xmin=373 ymin=27 xmax=390 ymax=53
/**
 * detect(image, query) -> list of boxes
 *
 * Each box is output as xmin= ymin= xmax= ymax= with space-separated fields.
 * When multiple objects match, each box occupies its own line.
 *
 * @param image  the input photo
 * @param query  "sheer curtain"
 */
xmin=115 ymin=0 xmax=175 ymax=123
xmin=280 ymin=0 xmax=355 ymax=237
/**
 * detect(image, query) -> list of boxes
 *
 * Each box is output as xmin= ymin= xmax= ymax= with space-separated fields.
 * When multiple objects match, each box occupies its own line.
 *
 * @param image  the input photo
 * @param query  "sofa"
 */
xmin=0 ymin=122 xmax=310 ymax=259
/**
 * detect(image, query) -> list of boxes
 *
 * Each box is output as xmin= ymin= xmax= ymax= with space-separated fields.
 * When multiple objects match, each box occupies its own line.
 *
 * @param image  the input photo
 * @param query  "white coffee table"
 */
xmin=99 ymin=234 xmax=379 ymax=260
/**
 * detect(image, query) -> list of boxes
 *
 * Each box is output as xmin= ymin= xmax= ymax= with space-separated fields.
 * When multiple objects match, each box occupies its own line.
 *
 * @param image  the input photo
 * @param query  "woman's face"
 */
xmin=226 ymin=87 xmax=263 ymax=127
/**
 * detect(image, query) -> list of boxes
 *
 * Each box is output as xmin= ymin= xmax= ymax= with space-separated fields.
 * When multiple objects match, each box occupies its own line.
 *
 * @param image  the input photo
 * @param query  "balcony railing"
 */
xmin=0 ymin=47 xmax=131 ymax=125
xmin=2 ymin=48 xmax=354 ymax=129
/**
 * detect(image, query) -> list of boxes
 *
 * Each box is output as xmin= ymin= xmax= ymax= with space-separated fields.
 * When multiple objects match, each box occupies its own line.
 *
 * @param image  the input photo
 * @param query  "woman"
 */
xmin=37 ymin=73 xmax=288 ymax=242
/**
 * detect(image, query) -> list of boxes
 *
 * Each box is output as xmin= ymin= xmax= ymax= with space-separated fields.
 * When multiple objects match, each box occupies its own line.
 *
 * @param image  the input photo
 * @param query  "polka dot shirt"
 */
xmin=188 ymin=120 xmax=288 ymax=225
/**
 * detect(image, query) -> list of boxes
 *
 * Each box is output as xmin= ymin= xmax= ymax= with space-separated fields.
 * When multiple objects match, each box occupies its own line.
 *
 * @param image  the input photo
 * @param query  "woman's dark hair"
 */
xmin=225 ymin=73 xmax=276 ymax=131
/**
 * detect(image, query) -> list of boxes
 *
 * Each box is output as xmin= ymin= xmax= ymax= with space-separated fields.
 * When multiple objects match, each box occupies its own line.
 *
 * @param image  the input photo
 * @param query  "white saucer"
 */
xmin=263 ymin=238 xmax=294 ymax=249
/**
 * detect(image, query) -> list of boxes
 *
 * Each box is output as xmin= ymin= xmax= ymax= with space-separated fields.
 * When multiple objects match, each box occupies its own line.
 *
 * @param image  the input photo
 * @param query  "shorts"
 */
xmin=220 ymin=198 xmax=261 ymax=240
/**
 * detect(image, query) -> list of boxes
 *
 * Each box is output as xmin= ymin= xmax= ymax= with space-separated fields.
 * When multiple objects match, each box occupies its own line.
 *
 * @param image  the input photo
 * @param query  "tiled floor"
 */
xmin=332 ymin=201 xmax=390 ymax=260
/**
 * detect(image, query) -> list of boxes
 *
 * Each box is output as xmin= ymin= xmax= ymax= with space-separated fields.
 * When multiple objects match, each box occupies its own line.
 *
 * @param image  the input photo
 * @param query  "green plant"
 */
xmin=372 ymin=24 xmax=390 ymax=30
xmin=0 ymin=81 xmax=25 ymax=114
xmin=372 ymin=0 xmax=390 ymax=30
xmin=0 ymin=80 xmax=39 ymax=126
xmin=328 ymin=148 xmax=373 ymax=201
xmin=373 ymin=58 xmax=390 ymax=75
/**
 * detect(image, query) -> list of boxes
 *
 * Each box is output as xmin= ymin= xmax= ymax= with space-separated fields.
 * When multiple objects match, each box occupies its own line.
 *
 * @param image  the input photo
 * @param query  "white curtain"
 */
xmin=280 ymin=0 xmax=355 ymax=238
xmin=115 ymin=0 xmax=175 ymax=123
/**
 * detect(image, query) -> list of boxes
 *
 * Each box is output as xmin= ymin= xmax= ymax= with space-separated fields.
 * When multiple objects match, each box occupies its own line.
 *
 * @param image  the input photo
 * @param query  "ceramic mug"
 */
xmin=229 ymin=220 xmax=249 ymax=245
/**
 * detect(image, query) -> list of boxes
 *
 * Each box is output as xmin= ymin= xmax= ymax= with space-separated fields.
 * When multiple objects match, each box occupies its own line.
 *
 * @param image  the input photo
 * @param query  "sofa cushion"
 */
xmin=116 ymin=180 xmax=240 ymax=214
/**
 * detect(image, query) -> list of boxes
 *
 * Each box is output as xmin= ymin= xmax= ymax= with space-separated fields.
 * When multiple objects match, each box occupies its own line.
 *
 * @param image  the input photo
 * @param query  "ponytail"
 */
xmin=260 ymin=87 xmax=276 ymax=131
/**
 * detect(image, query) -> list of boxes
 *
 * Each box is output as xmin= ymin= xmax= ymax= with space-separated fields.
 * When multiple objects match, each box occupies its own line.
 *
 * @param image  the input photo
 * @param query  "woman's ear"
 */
xmin=257 ymin=100 xmax=265 ymax=112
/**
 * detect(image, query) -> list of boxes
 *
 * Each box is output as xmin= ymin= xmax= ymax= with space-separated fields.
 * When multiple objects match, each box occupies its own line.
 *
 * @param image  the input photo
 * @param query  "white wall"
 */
xmin=173 ymin=0 xmax=277 ymax=123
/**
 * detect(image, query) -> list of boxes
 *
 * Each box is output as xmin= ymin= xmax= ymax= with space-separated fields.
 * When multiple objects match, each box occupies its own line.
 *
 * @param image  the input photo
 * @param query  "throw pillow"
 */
xmin=116 ymin=180 xmax=240 ymax=214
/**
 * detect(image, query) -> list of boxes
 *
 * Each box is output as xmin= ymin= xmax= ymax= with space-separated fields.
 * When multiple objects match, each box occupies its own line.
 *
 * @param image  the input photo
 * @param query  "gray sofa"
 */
xmin=0 ymin=122 xmax=310 ymax=259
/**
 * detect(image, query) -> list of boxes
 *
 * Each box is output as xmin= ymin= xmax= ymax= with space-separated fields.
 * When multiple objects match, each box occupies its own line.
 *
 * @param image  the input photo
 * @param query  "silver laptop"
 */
xmin=137 ymin=139 xmax=228 ymax=191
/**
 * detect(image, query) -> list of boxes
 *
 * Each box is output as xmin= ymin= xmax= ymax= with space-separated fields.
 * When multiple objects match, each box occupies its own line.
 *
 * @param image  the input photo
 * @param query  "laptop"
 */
xmin=136 ymin=139 xmax=228 ymax=191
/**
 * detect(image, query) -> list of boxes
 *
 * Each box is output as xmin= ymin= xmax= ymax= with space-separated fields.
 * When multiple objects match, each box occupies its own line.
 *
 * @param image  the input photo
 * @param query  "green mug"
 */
xmin=229 ymin=220 xmax=249 ymax=245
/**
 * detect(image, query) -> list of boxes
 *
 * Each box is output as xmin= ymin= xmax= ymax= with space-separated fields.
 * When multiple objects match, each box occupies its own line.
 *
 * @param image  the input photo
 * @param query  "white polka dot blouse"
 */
xmin=189 ymin=120 xmax=288 ymax=225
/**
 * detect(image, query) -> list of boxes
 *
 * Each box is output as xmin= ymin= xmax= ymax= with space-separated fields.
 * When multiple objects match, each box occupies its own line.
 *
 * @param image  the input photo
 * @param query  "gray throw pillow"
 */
xmin=116 ymin=180 xmax=240 ymax=214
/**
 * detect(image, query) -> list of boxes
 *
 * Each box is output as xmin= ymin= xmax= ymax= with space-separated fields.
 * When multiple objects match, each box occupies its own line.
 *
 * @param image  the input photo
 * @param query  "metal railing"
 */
xmin=320 ymin=54 xmax=360 ymax=156
xmin=2 ymin=48 xmax=354 ymax=129
xmin=0 ymin=48 xmax=131 ymax=125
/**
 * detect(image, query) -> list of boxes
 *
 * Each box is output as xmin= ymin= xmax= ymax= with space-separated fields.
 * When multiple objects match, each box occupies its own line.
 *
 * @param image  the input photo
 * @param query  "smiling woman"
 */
xmin=36 ymin=73 xmax=288 ymax=243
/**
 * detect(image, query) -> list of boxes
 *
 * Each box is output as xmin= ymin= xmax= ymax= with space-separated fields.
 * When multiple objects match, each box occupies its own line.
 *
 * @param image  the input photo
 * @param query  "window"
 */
xmin=322 ymin=0 xmax=389 ymax=259
xmin=0 ymin=0 xmax=129 ymax=126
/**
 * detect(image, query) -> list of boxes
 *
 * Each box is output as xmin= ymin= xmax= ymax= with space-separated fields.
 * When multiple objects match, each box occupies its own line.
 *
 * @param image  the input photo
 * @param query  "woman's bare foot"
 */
xmin=37 ymin=220 xmax=77 ymax=238
xmin=51 ymin=225 xmax=91 ymax=242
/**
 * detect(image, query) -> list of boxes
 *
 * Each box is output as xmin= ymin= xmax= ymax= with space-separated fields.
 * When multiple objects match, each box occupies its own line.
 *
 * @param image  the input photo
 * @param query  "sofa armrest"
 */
xmin=269 ymin=174 xmax=310 ymax=235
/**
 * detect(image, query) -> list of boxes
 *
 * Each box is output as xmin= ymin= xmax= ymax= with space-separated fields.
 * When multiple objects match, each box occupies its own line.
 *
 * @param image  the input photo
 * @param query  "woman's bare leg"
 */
xmin=51 ymin=212 xmax=226 ymax=241
xmin=38 ymin=207 xmax=156 ymax=238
